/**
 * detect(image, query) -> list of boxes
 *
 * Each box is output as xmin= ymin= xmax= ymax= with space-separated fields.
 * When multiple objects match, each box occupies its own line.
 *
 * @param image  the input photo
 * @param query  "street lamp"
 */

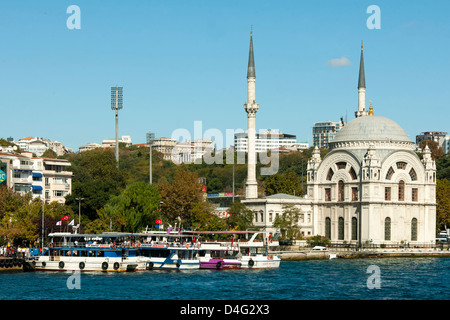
xmin=75 ymin=197 xmax=84 ymax=228
xmin=111 ymin=87 xmax=123 ymax=168
xmin=147 ymin=132 xmax=155 ymax=184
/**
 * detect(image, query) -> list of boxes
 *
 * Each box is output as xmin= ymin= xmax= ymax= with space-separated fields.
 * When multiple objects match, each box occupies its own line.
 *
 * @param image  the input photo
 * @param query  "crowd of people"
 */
xmin=0 ymin=245 xmax=36 ymax=259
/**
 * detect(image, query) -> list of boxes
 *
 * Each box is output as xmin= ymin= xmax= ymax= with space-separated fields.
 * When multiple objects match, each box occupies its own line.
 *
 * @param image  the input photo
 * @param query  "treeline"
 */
xmin=1 ymin=141 xmax=450 ymax=246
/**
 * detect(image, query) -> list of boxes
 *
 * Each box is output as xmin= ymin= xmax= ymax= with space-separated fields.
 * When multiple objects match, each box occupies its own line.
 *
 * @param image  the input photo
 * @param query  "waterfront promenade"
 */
xmin=272 ymin=245 xmax=450 ymax=260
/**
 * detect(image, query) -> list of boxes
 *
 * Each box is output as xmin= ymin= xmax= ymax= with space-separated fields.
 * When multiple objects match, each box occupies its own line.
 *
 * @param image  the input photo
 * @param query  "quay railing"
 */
xmin=294 ymin=242 xmax=448 ymax=251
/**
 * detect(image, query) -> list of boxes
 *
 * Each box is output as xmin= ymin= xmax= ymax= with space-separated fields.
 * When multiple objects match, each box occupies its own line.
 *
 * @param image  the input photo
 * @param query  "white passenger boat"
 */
xmin=236 ymin=232 xmax=281 ymax=269
xmin=186 ymin=231 xmax=281 ymax=269
xmin=196 ymin=241 xmax=241 ymax=270
xmin=30 ymin=232 xmax=148 ymax=272
xmin=133 ymin=231 xmax=201 ymax=270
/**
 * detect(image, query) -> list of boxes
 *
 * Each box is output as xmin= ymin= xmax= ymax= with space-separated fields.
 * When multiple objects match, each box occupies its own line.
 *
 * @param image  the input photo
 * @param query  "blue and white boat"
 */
xmin=134 ymin=231 xmax=201 ymax=270
xmin=30 ymin=232 xmax=148 ymax=272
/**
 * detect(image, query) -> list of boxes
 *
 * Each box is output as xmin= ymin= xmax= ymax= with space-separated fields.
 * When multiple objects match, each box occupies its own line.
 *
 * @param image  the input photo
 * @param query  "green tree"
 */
xmin=437 ymin=154 xmax=450 ymax=180
xmin=101 ymin=182 xmax=160 ymax=233
xmin=419 ymin=140 xmax=444 ymax=161
xmin=41 ymin=149 xmax=57 ymax=158
xmin=264 ymin=170 xmax=304 ymax=196
xmin=65 ymin=148 xmax=127 ymax=220
xmin=158 ymin=168 xmax=204 ymax=227
xmin=436 ymin=179 xmax=450 ymax=231
xmin=190 ymin=201 xmax=226 ymax=231
xmin=226 ymin=202 xmax=254 ymax=231
xmin=272 ymin=204 xmax=303 ymax=240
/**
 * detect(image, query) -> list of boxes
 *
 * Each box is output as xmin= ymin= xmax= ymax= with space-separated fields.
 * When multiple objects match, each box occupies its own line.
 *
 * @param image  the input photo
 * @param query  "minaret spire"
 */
xmin=247 ymin=27 xmax=256 ymax=79
xmin=244 ymin=27 xmax=259 ymax=199
xmin=358 ymin=41 xmax=366 ymax=89
xmin=355 ymin=41 xmax=368 ymax=117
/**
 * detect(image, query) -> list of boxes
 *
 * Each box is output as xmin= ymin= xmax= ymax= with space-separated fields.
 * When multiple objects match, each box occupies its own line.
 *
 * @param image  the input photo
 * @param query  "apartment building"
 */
xmin=312 ymin=121 xmax=344 ymax=149
xmin=234 ymin=130 xmax=297 ymax=153
xmin=171 ymin=139 xmax=213 ymax=164
xmin=0 ymin=152 xmax=43 ymax=199
xmin=0 ymin=152 xmax=72 ymax=204
xmin=102 ymin=135 xmax=132 ymax=148
xmin=14 ymin=137 xmax=72 ymax=156
xmin=151 ymin=137 xmax=177 ymax=161
xmin=43 ymin=158 xmax=72 ymax=204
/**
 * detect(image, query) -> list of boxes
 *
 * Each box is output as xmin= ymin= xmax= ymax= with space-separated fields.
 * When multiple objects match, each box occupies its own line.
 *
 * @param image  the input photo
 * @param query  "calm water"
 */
xmin=0 ymin=257 xmax=449 ymax=300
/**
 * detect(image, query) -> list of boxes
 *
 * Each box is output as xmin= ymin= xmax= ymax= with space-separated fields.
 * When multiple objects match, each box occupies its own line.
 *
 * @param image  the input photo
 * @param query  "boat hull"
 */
xmin=31 ymin=257 xmax=140 ymax=272
xmin=240 ymin=255 xmax=281 ymax=269
xmin=199 ymin=258 xmax=241 ymax=270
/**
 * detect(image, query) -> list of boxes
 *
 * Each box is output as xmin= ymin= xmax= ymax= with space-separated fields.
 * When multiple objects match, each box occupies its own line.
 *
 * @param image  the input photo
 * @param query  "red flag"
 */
xmin=202 ymin=185 xmax=207 ymax=192
xmin=61 ymin=215 xmax=69 ymax=221
xmin=155 ymin=219 xmax=162 ymax=224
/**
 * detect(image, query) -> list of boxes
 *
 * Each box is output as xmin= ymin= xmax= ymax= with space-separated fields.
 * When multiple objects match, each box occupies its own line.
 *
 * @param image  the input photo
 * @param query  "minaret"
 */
xmin=244 ymin=27 xmax=259 ymax=199
xmin=355 ymin=42 xmax=368 ymax=118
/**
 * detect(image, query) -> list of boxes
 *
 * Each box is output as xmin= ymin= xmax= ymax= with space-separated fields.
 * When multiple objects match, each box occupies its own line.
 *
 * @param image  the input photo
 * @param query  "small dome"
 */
xmin=331 ymin=115 xmax=411 ymax=144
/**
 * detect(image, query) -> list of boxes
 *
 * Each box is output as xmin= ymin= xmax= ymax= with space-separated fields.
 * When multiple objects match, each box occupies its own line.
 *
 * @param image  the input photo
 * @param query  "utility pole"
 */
xmin=75 ymin=197 xmax=84 ymax=228
xmin=147 ymin=132 xmax=155 ymax=184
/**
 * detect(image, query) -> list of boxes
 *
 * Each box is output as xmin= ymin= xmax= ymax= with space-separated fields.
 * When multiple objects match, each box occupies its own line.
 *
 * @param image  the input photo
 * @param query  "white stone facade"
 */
xmin=242 ymin=43 xmax=436 ymax=246
xmin=306 ymin=114 xmax=436 ymax=245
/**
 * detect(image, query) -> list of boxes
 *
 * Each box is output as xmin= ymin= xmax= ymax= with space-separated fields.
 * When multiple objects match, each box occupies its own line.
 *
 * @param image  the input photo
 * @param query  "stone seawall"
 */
xmin=271 ymin=247 xmax=450 ymax=260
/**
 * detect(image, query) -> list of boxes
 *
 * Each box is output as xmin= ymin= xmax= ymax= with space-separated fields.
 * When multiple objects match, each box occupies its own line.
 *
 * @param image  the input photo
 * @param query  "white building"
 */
xmin=14 ymin=137 xmax=72 ymax=157
xmin=234 ymin=130 xmax=297 ymax=153
xmin=312 ymin=121 xmax=344 ymax=149
xmin=102 ymin=135 xmax=132 ymax=148
xmin=78 ymin=142 xmax=102 ymax=153
xmin=243 ymin=43 xmax=436 ymax=246
xmin=42 ymin=158 xmax=72 ymax=204
xmin=171 ymin=139 xmax=213 ymax=164
xmin=151 ymin=137 xmax=177 ymax=161
xmin=0 ymin=152 xmax=72 ymax=204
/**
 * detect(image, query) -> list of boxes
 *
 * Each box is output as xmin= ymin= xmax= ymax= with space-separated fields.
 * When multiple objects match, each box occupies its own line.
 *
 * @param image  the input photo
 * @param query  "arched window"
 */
xmin=385 ymin=217 xmax=391 ymax=241
xmin=409 ymin=168 xmax=417 ymax=181
xmin=325 ymin=217 xmax=331 ymax=239
xmin=326 ymin=168 xmax=334 ymax=181
xmin=336 ymin=162 xmax=347 ymax=170
xmin=338 ymin=180 xmax=344 ymax=201
xmin=351 ymin=217 xmax=357 ymax=240
xmin=349 ymin=167 xmax=357 ymax=180
xmin=338 ymin=217 xmax=344 ymax=240
xmin=398 ymin=180 xmax=405 ymax=201
xmin=411 ymin=218 xmax=418 ymax=241
xmin=386 ymin=167 xmax=395 ymax=180
xmin=396 ymin=161 xmax=407 ymax=170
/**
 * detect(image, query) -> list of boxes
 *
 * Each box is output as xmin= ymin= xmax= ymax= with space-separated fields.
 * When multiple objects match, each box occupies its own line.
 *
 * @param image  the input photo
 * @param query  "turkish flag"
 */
xmin=62 ymin=215 xmax=69 ymax=221
xmin=155 ymin=219 xmax=162 ymax=224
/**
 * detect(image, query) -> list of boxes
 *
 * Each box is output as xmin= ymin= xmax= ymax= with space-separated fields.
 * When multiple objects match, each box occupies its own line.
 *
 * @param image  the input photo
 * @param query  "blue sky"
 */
xmin=0 ymin=1 xmax=449 ymax=151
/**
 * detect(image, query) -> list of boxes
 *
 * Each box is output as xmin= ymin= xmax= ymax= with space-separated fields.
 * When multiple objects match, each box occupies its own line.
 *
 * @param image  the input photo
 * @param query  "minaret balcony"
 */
xmin=244 ymin=103 xmax=259 ymax=115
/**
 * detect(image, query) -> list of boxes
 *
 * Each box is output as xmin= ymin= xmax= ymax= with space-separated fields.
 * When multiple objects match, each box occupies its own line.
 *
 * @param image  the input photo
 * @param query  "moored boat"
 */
xmin=134 ymin=230 xmax=201 ymax=270
xmin=30 ymin=232 xmax=147 ymax=272
xmin=196 ymin=242 xmax=241 ymax=270
xmin=185 ymin=231 xmax=281 ymax=269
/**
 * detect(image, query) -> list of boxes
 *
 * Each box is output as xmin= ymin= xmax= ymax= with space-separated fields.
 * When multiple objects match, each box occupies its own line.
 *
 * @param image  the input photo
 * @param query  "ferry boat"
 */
xmin=133 ymin=230 xmax=201 ymax=270
xmin=29 ymin=232 xmax=148 ymax=272
xmin=186 ymin=231 xmax=281 ymax=269
xmin=237 ymin=232 xmax=281 ymax=269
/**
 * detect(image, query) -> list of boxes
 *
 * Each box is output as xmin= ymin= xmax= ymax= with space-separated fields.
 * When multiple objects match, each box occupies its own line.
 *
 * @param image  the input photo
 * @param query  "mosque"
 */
xmin=241 ymin=32 xmax=437 ymax=246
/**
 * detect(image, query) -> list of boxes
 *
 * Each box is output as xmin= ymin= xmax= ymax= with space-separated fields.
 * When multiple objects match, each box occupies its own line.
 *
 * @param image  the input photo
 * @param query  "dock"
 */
xmin=0 ymin=257 xmax=27 ymax=271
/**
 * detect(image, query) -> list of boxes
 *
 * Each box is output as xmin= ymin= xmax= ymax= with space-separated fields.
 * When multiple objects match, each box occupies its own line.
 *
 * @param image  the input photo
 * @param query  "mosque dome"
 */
xmin=331 ymin=115 xmax=411 ymax=145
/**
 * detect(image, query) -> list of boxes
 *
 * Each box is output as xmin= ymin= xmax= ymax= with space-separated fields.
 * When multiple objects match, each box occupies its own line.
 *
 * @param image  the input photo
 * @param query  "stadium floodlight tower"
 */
xmin=111 ymin=86 xmax=123 ymax=167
